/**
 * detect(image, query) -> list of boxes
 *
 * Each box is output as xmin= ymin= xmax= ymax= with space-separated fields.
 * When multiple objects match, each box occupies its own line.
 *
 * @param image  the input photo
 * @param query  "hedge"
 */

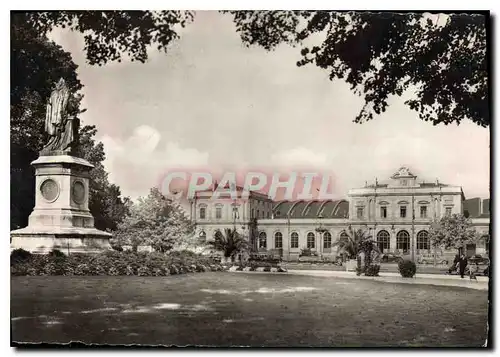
xmin=10 ymin=249 xmax=226 ymax=277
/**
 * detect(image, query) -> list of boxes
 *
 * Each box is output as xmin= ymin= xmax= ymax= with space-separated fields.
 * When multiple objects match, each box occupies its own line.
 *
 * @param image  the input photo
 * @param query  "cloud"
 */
xmin=270 ymin=147 xmax=331 ymax=169
xmin=99 ymin=125 xmax=209 ymax=200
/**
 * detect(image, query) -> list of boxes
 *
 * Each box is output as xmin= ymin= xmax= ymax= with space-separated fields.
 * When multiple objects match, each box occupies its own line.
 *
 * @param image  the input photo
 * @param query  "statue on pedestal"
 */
xmin=41 ymin=78 xmax=79 ymax=155
xmin=10 ymin=78 xmax=111 ymax=254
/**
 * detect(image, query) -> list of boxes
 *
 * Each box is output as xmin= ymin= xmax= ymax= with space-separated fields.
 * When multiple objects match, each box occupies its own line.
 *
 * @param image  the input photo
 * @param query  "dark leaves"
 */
xmin=227 ymin=11 xmax=489 ymax=127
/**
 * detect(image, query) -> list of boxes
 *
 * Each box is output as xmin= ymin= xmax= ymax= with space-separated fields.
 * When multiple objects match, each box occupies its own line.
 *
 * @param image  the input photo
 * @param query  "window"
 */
xmin=215 ymin=206 xmax=222 ymax=219
xmin=199 ymin=231 xmax=206 ymax=241
xmin=251 ymin=209 xmax=255 ymax=219
xmin=291 ymin=232 xmax=299 ymax=248
xmin=258 ymin=232 xmax=267 ymax=249
xmin=445 ymin=207 xmax=452 ymax=216
xmin=396 ymin=230 xmax=410 ymax=253
xmin=274 ymin=232 xmax=283 ymax=249
xmin=261 ymin=211 xmax=264 ymax=218
xmin=380 ymin=206 xmax=387 ymax=218
xmin=214 ymin=230 xmax=223 ymax=240
xmin=420 ymin=206 xmax=427 ymax=219
xmin=417 ymin=231 xmax=430 ymax=250
xmin=323 ymin=231 xmax=332 ymax=249
xmin=307 ymin=232 xmax=315 ymax=249
xmin=357 ymin=207 xmax=364 ymax=219
xmin=304 ymin=206 xmax=311 ymax=216
xmin=257 ymin=210 xmax=260 ymax=219
xmin=400 ymin=206 xmax=407 ymax=218
xmin=401 ymin=180 xmax=408 ymax=186
xmin=339 ymin=231 xmax=349 ymax=243
xmin=267 ymin=212 xmax=270 ymax=219
xmin=199 ymin=207 xmax=206 ymax=219
xmin=377 ymin=230 xmax=390 ymax=252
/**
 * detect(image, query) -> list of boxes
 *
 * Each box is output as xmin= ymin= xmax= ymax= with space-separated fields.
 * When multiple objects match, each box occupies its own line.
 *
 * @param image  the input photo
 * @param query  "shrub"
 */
xmin=236 ymin=265 xmax=244 ymax=271
xmin=277 ymin=267 xmax=287 ymax=273
xmin=263 ymin=266 xmax=272 ymax=272
xmin=138 ymin=266 xmax=152 ymax=276
xmin=10 ymin=249 xmax=223 ymax=277
xmin=398 ymin=260 xmax=417 ymax=278
xmin=48 ymin=249 xmax=66 ymax=258
xmin=365 ymin=264 xmax=380 ymax=277
xmin=11 ymin=248 xmax=32 ymax=264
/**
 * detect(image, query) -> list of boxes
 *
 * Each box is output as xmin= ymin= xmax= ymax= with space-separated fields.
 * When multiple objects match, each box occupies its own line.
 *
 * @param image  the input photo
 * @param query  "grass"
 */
xmin=11 ymin=273 xmax=488 ymax=347
xmin=285 ymin=262 xmax=451 ymax=274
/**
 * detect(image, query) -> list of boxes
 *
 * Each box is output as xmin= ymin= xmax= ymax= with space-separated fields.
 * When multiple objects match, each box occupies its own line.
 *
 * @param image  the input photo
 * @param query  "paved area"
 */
xmin=230 ymin=268 xmax=489 ymax=291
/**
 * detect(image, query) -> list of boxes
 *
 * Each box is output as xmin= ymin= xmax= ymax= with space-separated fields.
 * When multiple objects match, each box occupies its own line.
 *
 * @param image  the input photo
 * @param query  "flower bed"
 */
xmin=10 ymin=249 xmax=225 ymax=277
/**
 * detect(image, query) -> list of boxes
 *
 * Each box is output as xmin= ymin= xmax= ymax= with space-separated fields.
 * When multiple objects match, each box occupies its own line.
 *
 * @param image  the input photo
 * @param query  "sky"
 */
xmin=49 ymin=11 xmax=490 ymax=201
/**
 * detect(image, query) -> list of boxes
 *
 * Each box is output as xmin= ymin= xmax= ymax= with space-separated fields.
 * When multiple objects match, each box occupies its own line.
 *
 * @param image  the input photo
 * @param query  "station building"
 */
xmin=186 ymin=167 xmax=490 ymax=262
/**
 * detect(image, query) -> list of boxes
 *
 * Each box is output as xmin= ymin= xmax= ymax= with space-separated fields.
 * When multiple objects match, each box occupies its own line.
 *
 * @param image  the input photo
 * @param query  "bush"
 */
xmin=236 ymin=265 xmax=244 ymax=271
xmin=11 ymin=249 xmax=32 ymax=264
xmin=398 ymin=260 xmax=417 ymax=278
xmin=10 ymin=249 xmax=223 ymax=277
xmin=365 ymin=264 xmax=380 ymax=277
xmin=48 ymin=249 xmax=66 ymax=258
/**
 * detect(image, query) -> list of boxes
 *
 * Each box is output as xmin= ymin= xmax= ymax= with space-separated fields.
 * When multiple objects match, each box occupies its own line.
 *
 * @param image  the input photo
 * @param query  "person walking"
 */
xmin=458 ymin=254 xmax=468 ymax=278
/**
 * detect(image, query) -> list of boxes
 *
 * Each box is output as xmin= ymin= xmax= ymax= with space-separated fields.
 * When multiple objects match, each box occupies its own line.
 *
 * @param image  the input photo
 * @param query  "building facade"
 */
xmin=187 ymin=167 xmax=490 ymax=262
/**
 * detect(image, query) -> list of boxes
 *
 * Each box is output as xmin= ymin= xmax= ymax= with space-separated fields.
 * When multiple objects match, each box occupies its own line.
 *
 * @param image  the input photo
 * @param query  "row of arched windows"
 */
xmin=257 ymin=231 xmax=334 ymax=250
xmin=254 ymin=229 xmax=431 ymax=252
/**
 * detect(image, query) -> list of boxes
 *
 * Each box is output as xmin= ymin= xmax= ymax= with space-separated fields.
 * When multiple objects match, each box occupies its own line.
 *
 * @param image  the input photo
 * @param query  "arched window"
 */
xmin=417 ymin=231 xmax=430 ymax=250
xmin=307 ymin=232 xmax=315 ymax=249
xmin=199 ymin=206 xmax=206 ymax=219
xmin=397 ymin=230 xmax=410 ymax=253
xmin=377 ymin=230 xmax=390 ymax=252
xmin=274 ymin=232 xmax=283 ymax=249
xmin=339 ymin=231 xmax=349 ymax=243
xmin=199 ymin=230 xmax=206 ymax=241
xmin=258 ymin=232 xmax=267 ymax=249
xmin=323 ymin=231 xmax=332 ymax=249
xmin=290 ymin=232 xmax=299 ymax=248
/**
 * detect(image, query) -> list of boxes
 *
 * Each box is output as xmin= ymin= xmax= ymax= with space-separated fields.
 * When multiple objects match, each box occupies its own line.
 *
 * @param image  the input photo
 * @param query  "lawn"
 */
xmin=11 ymin=272 xmax=488 ymax=347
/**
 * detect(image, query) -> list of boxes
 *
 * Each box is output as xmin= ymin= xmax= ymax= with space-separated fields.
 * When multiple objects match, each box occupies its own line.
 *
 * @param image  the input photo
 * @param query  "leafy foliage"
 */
xmin=10 ymin=248 xmax=32 ymax=264
xmin=11 ymin=13 xmax=130 ymax=231
xmin=333 ymin=227 xmax=372 ymax=259
xmin=10 ymin=250 xmax=223 ymax=276
xmin=429 ymin=214 xmax=478 ymax=250
xmin=13 ymin=11 xmax=194 ymax=66
xmin=209 ymin=228 xmax=250 ymax=260
xmin=398 ymin=260 xmax=417 ymax=278
xmin=365 ymin=264 xmax=381 ymax=277
xmin=226 ymin=11 xmax=488 ymax=127
xmin=112 ymin=188 xmax=195 ymax=253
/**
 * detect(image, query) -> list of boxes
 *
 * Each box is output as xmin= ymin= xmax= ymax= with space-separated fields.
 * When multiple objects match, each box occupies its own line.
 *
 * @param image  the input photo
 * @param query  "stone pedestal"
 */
xmin=11 ymin=155 xmax=112 ymax=254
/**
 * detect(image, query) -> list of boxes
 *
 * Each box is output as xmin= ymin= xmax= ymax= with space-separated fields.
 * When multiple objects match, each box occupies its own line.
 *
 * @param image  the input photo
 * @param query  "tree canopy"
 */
xmin=13 ymin=11 xmax=194 ymax=66
xmin=227 ymin=11 xmax=489 ymax=127
xmin=11 ymin=12 xmax=132 ymax=230
xmin=429 ymin=214 xmax=478 ymax=250
xmin=13 ymin=11 xmax=488 ymax=128
xmin=112 ymin=187 xmax=195 ymax=252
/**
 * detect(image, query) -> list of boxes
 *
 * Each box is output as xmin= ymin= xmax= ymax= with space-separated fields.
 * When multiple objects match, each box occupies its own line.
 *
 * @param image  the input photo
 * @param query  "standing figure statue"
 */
xmin=41 ymin=78 xmax=79 ymax=155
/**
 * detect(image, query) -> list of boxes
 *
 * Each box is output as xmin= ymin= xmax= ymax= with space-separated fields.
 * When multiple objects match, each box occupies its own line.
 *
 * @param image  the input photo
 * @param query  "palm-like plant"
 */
xmin=208 ymin=228 xmax=249 ymax=263
xmin=333 ymin=227 xmax=372 ymax=259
